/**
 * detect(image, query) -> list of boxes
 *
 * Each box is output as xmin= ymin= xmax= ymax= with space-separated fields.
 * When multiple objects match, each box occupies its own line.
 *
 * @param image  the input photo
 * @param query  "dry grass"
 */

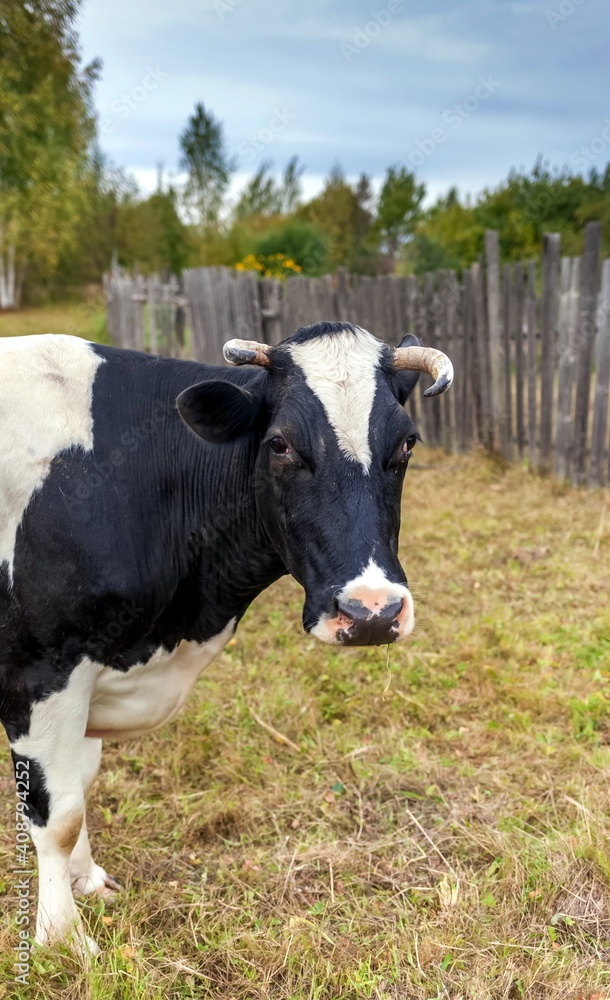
xmin=1 ymin=446 xmax=609 ymax=999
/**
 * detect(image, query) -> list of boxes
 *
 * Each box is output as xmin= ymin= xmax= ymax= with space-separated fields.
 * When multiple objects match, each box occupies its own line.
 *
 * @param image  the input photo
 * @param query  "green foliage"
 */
xmin=234 ymin=161 xmax=282 ymax=220
xmin=0 ymin=0 xmax=99 ymax=304
xmin=374 ymin=164 xmax=426 ymax=258
xmin=116 ymin=188 xmax=191 ymax=275
xmin=3 ymin=2 xmax=610 ymax=303
xmin=403 ymin=158 xmax=610 ymax=275
xmin=298 ymin=164 xmax=375 ymax=272
xmin=233 ymin=157 xmax=304 ymax=222
xmin=253 ymin=220 xmax=331 ymax=275
xmin=179 ymin=101 xmax=234 ymax=229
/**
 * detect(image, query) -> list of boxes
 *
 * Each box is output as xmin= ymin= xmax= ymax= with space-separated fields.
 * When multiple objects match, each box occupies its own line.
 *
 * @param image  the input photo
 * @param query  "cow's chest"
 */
xmin=85 ymin=620 xmax=235 ymax=739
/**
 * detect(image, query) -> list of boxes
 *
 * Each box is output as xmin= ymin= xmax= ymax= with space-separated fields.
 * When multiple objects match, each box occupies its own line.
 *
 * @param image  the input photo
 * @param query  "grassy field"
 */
xmin=0 ymin=336 xmax=609 ymax=997
xmin=0 ymin=298 xmax=108 ymax=343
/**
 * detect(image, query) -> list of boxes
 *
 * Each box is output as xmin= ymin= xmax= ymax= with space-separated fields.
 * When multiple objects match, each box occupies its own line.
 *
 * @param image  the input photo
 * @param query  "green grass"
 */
xmin=0 ymin=297 xmax=109 ymax=343
xmin=0 ymin=387 xmax=609 ymax=995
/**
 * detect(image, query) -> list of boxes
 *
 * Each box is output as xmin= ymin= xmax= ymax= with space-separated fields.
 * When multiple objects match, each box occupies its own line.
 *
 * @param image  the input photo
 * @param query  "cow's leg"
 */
xmin=69 ymin=737 xmax=120 ymax=898
xmin=8 ymin=662 xmax=100 ymax=956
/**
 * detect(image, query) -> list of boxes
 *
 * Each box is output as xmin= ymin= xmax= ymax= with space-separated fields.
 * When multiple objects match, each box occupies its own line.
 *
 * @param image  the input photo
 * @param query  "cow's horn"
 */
xmin=223 ymin=339 xmax=272 ymax=367
xmin=393 ymin=346 xmax=454 ymax=397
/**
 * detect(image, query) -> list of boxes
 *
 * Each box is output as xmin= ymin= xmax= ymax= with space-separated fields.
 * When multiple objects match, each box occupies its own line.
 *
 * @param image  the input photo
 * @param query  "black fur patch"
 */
xmin=11 ymin=752 xmax=51 ymax=826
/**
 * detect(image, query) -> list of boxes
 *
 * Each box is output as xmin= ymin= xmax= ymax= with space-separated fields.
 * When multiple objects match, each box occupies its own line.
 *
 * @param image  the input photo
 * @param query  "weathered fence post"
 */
xmin=539 ymin=233 xmax=561 ymax=475
xmin=259 ymin=278 xmax=283 ymax=345
xmin=471 ymin=261 xmax=491 ymax=447
xmin=459 ymin=270 xmax=473 ymax=452
xmin=513 ymin=262 xmax=526 ymax=459
xmin=554 ymin=258 xmax=580 ymax=480
xmin=589 ymin=257 xmax=610 ymax=487
xmin=526 ymin=261 xmax=538 ymax=472
xmin=572 ymin=221 xmax=602 ymax=485
xmin=440 ymin=270 xmax=458 ymax=453
xmin=485 ymin=231 xmax=504 ymax=454
xmin=502 ymin=262 xmax=514 ymax=461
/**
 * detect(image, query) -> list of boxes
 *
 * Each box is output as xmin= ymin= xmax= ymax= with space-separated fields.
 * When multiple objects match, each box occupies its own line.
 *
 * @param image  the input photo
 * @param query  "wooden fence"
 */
xmin=103 ymin=270 xmax=188 ymax=357
xmin=104 ymin=221 xmax=610 ymax=487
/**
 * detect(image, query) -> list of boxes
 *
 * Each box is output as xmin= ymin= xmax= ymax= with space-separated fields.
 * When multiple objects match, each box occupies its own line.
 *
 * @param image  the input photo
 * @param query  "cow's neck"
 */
xmin=156 ymin=427 xmax=286 ymax=647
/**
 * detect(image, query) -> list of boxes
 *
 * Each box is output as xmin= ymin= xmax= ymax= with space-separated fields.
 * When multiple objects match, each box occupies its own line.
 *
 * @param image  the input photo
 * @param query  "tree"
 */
xmin=374 ymin=165 xmax=426 ymax=261
xmin=54 ymin=150 xmax=136 ymax=291
xmin=117 ymin=188 xmax=191 ymax=275
xmin=281 ymin=156 xmax=304 ymax=214
xmin=253 ymin=220 xmax=329 ymax=275
xmin=0 ymin=0 xmax=99 ymax=307
xmin=234 ymin=161 xmax=282 ymax=221
xmin=233 ymin=156 xmax=305 ymax=222
xmin=299 ymin=165 xmax=373 ymax=271
xmin=179 ymin=102 xmax=234 ymax=230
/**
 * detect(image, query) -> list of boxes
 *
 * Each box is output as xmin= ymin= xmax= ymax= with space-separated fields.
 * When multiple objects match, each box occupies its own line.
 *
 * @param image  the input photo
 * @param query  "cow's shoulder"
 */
xmin=0 ymin=335 xmax=104 ymax=579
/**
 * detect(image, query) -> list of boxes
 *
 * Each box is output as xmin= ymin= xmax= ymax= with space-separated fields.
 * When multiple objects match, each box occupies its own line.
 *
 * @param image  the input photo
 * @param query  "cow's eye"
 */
xmin=269 ymin=436 xmax=291 ymax=455
xmin=390 ymin=435 xmax=417 ymax=468
xmin=403 ymin=435 xmax=417 ymax=457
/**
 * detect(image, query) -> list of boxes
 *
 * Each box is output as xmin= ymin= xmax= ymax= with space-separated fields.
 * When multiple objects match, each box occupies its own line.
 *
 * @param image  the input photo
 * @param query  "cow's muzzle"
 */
xmin=333 ymin=595 xmax=408 ymax=646
xmin=309 ymin=566 xmax=414 ymax=646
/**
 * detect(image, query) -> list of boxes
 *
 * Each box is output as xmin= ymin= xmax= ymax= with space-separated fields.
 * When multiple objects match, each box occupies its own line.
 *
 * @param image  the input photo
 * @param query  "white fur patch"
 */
xmin=341 ymin=559 xmax=412 ymax=623
xmin=10 ymin=620 xmax=235 ymax=951
xmin=0 ymin=334 xmax=103 ymax=578
xmin=86 ymin=620 xmax=236 ymax=738
xmin=11 ymin=658 xmax=100 ymax=951
xmin=288 ymin=326 xmax=382 ymax=472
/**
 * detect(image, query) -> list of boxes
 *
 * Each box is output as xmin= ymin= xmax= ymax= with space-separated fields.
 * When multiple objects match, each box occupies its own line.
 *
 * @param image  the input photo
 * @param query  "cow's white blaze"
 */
xmin=0 ymin=334 xmax=102 ymax=579
xmin=288 ymin=326 xmax=382 ymax=472
xmin=310 ymin=559 xmax=413 ymax=644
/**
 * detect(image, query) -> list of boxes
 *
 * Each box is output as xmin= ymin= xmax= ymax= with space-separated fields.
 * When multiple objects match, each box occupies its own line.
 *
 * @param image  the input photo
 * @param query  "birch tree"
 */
xmin=0 ymin=0 xmax=98 ymax=307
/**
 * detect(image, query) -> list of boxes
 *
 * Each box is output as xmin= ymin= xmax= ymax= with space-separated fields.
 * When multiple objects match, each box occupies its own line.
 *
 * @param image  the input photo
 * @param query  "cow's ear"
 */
xmin=392 ymin=334 xmax=421 ymax=404
xmin=176 ymin=379 xmax=266 ymax=443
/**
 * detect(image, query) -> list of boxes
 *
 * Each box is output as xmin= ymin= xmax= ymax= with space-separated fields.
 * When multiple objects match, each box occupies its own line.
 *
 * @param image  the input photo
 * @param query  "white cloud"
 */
xmin=81 ymin=0 xmax=610 ymax=200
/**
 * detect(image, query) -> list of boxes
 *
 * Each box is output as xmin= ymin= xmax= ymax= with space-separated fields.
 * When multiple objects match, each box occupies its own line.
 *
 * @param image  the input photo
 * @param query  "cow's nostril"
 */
xmin=335 ymin=599 xmax=368 ymax=627
xmin=385 ymin=598 xmax=404 ymax=622
xmin=334 ymin=601 xmax=355 ymax=632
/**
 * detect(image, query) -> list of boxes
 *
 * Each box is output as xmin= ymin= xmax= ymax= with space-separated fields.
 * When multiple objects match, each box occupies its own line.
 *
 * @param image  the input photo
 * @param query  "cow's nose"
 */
xmin=334 ymin=595 xmax=407 ymax=646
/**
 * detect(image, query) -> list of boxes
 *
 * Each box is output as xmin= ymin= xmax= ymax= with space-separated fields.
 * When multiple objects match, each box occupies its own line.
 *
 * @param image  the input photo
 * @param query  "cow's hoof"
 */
xmin=34 ymin=929 xmax=101 ymax=960
xmin=71 ymin=864 xmax=121 ymax=900
xmin=82 ymin=935 xmax=101 ymax=959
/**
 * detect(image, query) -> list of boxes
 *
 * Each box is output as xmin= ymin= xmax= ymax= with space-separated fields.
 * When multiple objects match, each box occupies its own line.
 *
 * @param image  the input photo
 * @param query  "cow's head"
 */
xmin=177 ymin=323 xmax=452 ymax=646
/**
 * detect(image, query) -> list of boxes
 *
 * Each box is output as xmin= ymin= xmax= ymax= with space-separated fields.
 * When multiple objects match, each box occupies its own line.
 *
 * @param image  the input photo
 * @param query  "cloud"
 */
xmin=80 ymin=0 xmax=610 ymax=196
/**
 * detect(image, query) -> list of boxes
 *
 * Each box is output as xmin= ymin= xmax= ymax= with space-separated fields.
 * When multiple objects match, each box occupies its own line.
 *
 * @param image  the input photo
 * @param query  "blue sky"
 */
xmin=79 ymin=0 xmax=609 ymax=205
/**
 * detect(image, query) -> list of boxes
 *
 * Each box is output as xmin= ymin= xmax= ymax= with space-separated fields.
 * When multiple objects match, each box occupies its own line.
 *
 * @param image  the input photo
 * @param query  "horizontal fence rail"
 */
xmin=104 ymin=222 xmax=610 ymax=488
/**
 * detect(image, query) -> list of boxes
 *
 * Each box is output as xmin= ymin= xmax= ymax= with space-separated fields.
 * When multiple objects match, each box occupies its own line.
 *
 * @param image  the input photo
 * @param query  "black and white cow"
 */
xmin=0 ymin=322 xmax=452 ymax=955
